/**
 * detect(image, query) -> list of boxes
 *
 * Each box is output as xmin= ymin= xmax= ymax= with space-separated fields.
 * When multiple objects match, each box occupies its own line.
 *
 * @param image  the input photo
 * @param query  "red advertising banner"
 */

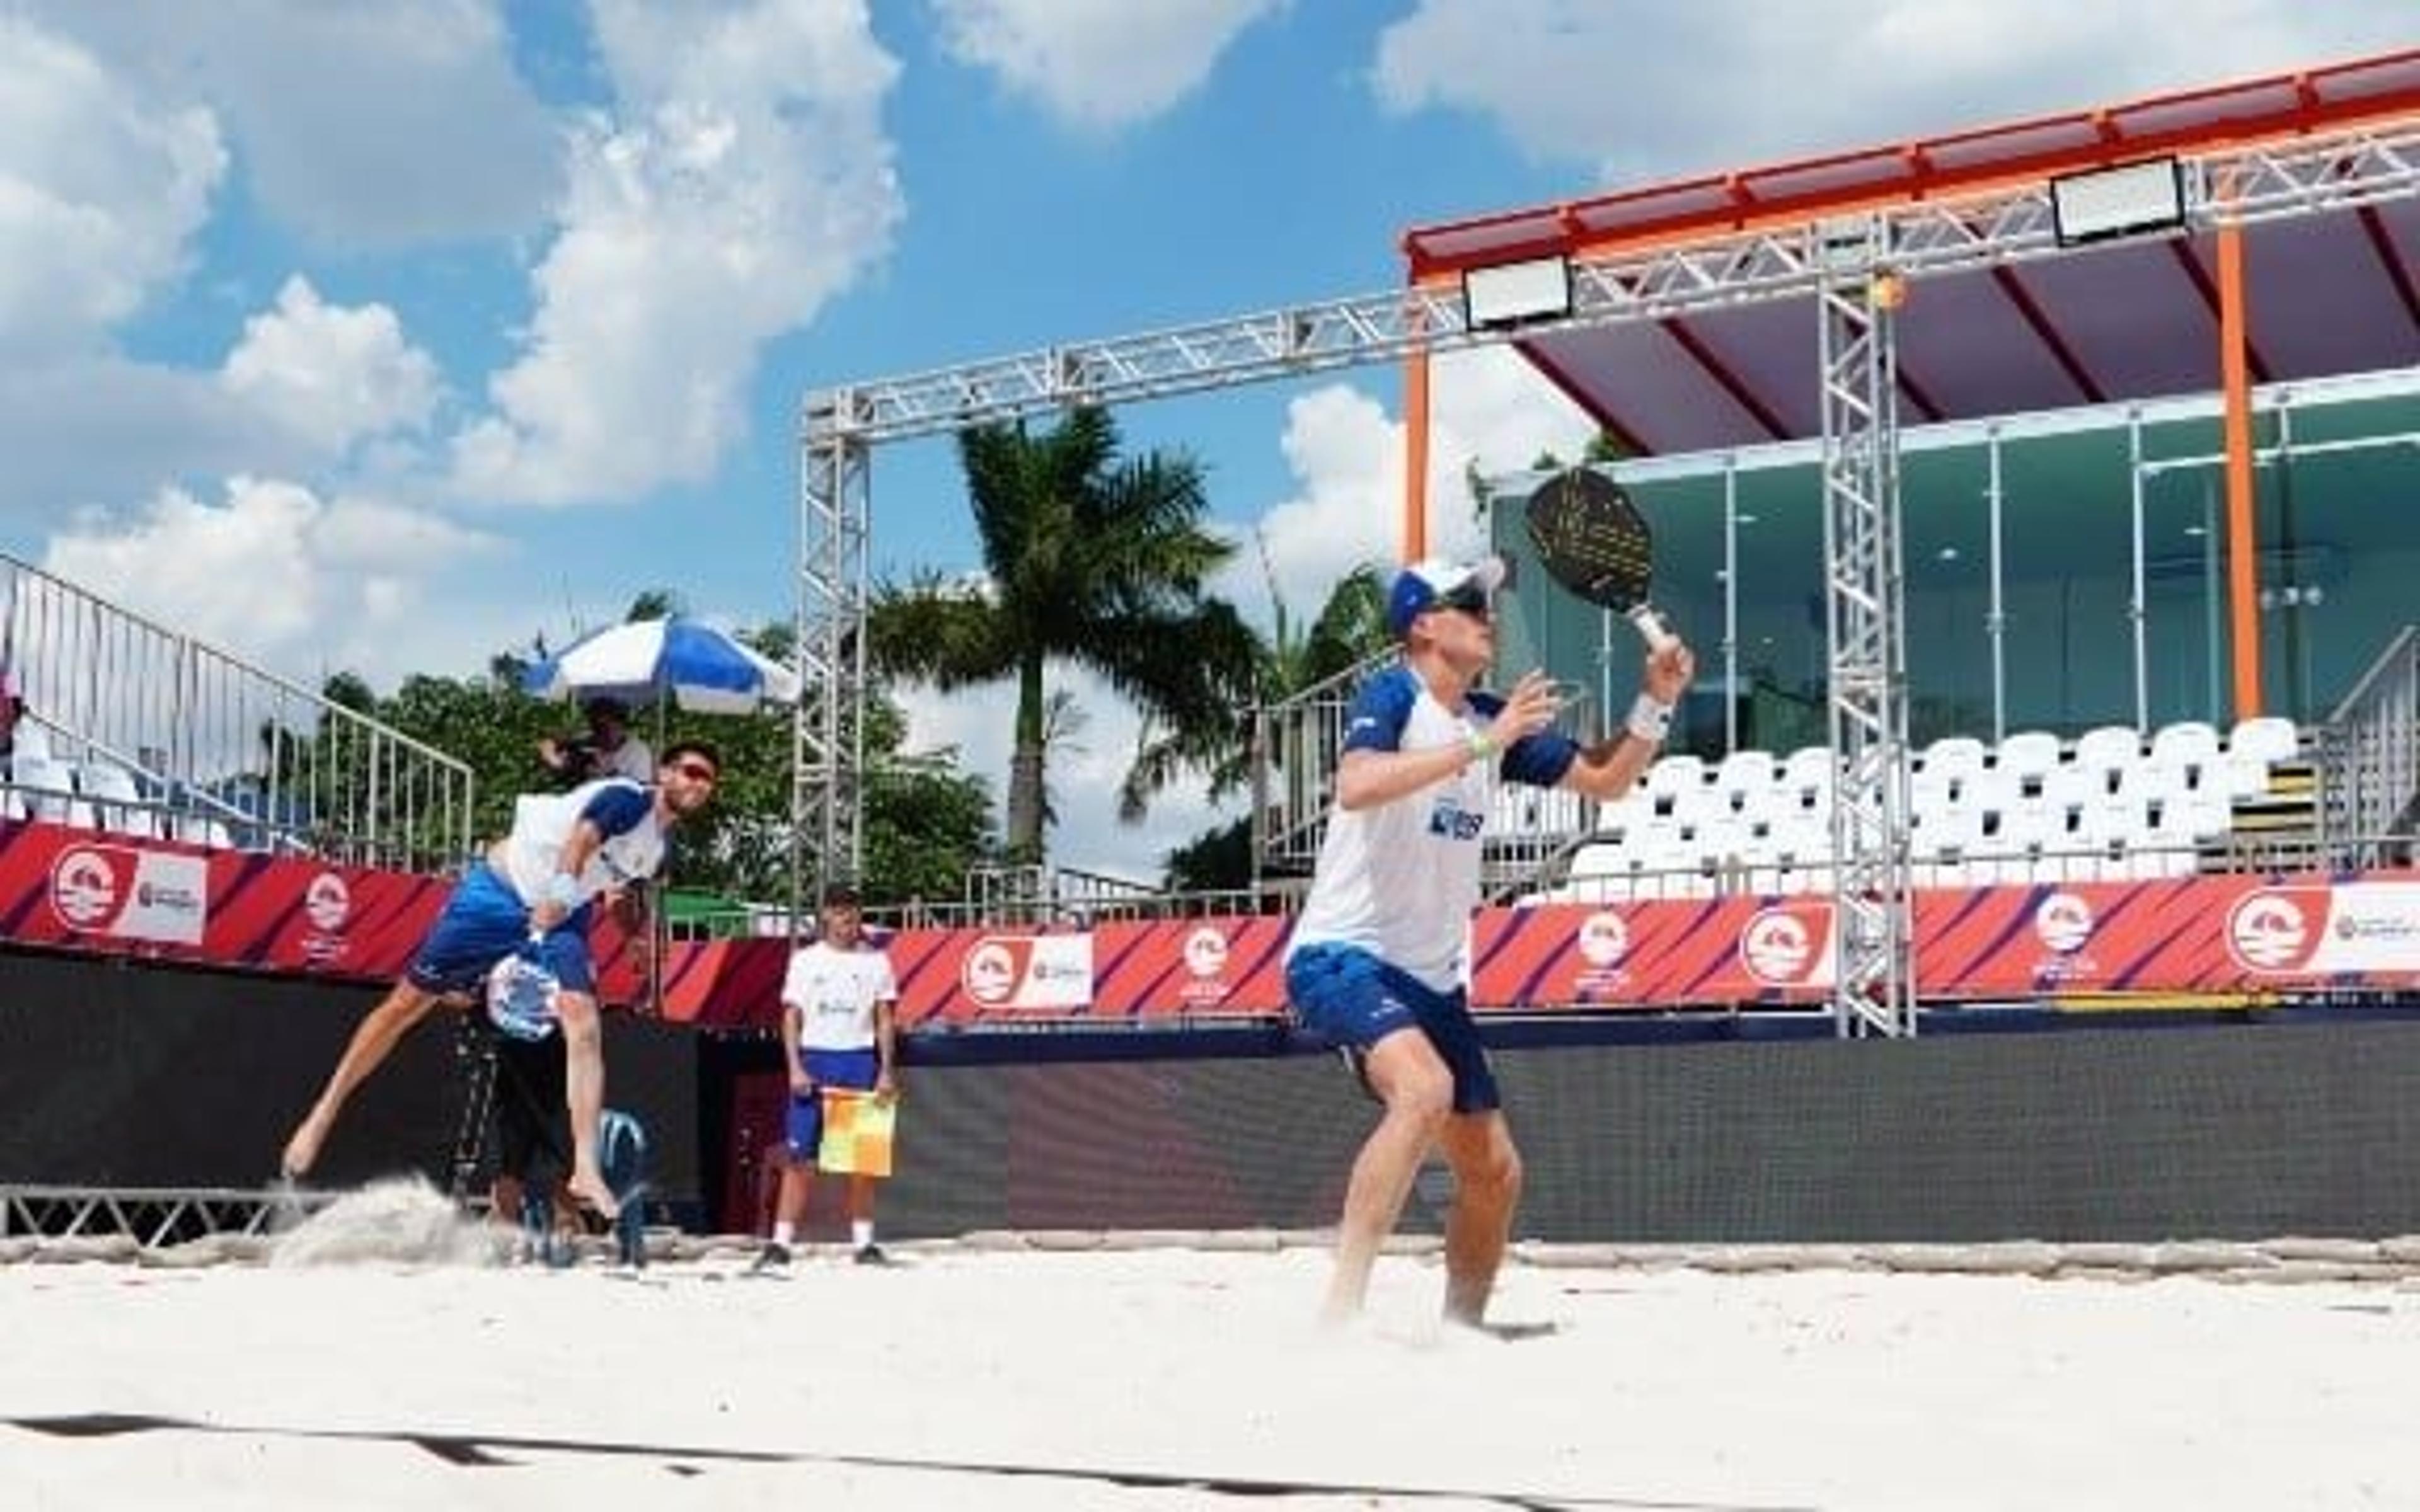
xmin=8 ymin=814 xmax=2416 ymax=1024
xmin=0 ymin=818 xmax=645 ymax=995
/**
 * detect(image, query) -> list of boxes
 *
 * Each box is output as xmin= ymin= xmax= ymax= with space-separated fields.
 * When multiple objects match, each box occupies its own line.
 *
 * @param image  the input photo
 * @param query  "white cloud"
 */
xmin=0 ymin=14 xmax=225 ymax=357
xmin=1373 ymin=1 xmax=2418 ymax=179
xmin=451 ymin=0 xmax=903 ymax=505
xmin=41 ymin=477 xmax=505 ymax=685
xmin=931 ymin=0 xmax=1286 ymax=130
xmin=1242 ymin=347 xmax=1594 ymax=624
xmin=25 ymin=0 xmax=558 ymax=249
xmin=220 ymin=277 xmax=444 ymax=456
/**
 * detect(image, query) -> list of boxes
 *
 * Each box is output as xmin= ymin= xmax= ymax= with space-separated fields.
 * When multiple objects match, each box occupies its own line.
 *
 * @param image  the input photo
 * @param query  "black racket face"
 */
xmin=1523 ymin=467 xmax=1653 ymax=611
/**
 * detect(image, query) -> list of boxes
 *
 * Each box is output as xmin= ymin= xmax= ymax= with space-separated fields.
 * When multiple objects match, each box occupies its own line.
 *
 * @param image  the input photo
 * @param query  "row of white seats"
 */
xmin=4 ymin=752 xmax=233 ymax=847
xmin=1618 ymin=718 xmax=2295 ymax=827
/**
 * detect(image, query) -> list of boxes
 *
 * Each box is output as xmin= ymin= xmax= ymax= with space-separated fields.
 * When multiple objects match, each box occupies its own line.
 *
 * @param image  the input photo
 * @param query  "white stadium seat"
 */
xmin=1920 ymin=736 xmax=1990 ymax=788
xmin=1715 ymin=748 xmax=1777 ymax=798
xmin=75 ymin=761 xmax=159 ymax=839
xmin=1645 ymin=753 xmax=1707 ymax=796
xmin=2072 ymin=725 xmax=2143 ymax=782
xmin=1995 ymin=730 xmax=2063 ymax=786
xmin=2229 ymin=716 xmax=2300 ymax=764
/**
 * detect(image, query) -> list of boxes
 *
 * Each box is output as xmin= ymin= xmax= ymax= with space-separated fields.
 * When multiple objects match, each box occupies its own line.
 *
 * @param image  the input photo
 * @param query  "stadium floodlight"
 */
xmin=1461 ymin=255 xmax=1573 ymax=328
xmin=2051 ymin=158 xmax=2186 ymax=246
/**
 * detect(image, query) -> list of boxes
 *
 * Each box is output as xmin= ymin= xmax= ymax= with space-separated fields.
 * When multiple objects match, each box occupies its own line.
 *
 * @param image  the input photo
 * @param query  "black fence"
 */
xmin=8 ymin=948 xmax=2420 ymax=1244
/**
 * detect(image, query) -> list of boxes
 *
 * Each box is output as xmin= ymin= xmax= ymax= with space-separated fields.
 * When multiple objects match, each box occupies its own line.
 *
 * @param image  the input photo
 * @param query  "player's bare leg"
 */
xmin=1435 ymin=1108 xmax=1524 ymax=1326
xmin=554 ymin=991 xmax=619 ymax=1221
xmin=1322 ymin=1028 xmax=1452 ymax=1324
xmin=280 ymin=980 xmax=442 ymax=1178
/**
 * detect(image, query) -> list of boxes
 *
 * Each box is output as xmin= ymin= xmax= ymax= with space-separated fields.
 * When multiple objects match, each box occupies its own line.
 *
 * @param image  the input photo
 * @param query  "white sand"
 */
xmin=2 ymin=1235 xmax=2416 ymax=1511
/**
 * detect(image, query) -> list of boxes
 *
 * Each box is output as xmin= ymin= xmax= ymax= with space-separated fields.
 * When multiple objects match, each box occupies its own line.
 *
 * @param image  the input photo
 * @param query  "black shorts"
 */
xmin=490 ymin=1029 xmax=570 ymax=1184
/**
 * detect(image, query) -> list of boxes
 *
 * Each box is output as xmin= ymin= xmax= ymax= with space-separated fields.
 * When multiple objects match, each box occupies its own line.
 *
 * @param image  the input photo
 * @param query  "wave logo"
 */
xmin=1576 ymin=911 xmax=1630 ymax=968
xmin=2227 ymin=890 xmax=2319 ymax=972
xmin=960 ymin=938 xmax=1027 ymax=1005
xmin=1182 ymin=925 xmax=1230 ymax=980
xmin=304 ymin=872 xmax=352 ymax=933
xmin=50 ymin=846 xmax=122 ymax=931
xmin=2032 ymin=891 xmax=2095 ymax=954
xmin=1739 ymin=907 xmax=1819 ymax=985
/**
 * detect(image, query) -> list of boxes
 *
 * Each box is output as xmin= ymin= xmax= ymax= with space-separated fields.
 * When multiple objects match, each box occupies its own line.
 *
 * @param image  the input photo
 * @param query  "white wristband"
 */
xmin=543 ymin=872 xmax=581 ymax=909
xmin=1625 ymin=694 xmax=1674 ymax=744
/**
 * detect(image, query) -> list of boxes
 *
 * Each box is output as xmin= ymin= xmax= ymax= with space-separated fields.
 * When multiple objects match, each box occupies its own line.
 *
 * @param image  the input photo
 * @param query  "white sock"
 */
xmin=773 ymin=1221 xmax=795 ymax=1246
xmin=851 ymin=1218 xmax=874 ymax=1249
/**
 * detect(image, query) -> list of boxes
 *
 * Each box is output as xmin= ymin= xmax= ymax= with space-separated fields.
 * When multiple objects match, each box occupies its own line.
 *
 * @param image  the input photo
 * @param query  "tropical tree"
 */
xmin=1151 ymin=563 xmax=1393 ymax=891
xmin=304 ymin=599 xmax=994 ymax=905
xmin=866 ymin=406 xmax=1260 ymax=864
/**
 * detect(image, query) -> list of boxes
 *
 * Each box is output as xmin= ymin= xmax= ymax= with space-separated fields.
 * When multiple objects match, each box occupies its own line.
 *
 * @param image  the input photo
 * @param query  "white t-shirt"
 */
xmin=497 ymin=777 xmax=667 ymax=909
xmin=596 ymin=733 xmax=654 ymax=783
xmin=782 ymin=939 xmax=900 ymax=1052
xmin=1285 ymin=662 xmax=1576 ymax=992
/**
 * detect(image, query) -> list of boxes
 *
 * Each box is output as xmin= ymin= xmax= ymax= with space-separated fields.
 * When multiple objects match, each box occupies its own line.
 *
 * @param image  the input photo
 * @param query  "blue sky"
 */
xmin=1 ymin=1 xmax=2407 ymax=875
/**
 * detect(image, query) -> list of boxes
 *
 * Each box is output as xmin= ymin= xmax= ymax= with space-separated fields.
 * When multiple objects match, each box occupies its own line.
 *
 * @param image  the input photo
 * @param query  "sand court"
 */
xmin=3 ymin=1189 xmax=2417 ymax=1511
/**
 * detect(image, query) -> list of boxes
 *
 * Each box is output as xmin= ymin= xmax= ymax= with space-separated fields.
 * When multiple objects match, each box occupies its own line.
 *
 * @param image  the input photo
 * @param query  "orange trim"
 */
xmin=1403 ymin=323 xmax=1431 ymax=564
xmin=2216 ymin=185 xmax=2262 ymax=721
xmin=1400 ymin=49 xmax=2420 ymax=278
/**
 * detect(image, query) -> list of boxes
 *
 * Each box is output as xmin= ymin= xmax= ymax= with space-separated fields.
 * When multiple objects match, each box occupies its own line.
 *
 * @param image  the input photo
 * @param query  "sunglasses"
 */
xmin=671 ymin=760 xmax=719 ymax=784
xmin=1434 ymin=583 xmax=1493 ymax=621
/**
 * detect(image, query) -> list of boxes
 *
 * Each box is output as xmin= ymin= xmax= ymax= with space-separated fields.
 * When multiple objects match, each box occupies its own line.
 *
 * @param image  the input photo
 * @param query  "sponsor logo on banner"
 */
xmin=959 ymin=933 xmax=1093 ymax=1011
xmin=1572 ymin=910 xmax=1633 ymax=994
xmin=302 ymin=871 xmax=352 ymax=963
xmin=1177 ymin=924 xmax=1234 ymax=1004
xmin=2028 ymin=890 xmax=2102 ymax=980
xmin=47 ymin=844 xmax=206 ymax=946
xmin=1576 ymin=912 xmax=1629 ymax=968
xmin=2033 ymin=892 xmax=2094 ymax=954
xmin=2227 ymin=884 xmax=2419 ymax=976
xmin=304 ymin=873 xmax=351 ymax=932
xmin=1739 ymin=904 xmax=1833 ymax=988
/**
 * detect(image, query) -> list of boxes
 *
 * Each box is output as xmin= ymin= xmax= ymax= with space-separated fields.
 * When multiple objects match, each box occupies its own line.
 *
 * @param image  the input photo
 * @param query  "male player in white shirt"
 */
xmin=278 ymin=741 xmax=722 ymax=1218
xmin=758 ymin=885 xmax=901 ymax=1267
xmin=1286 ymin=556 xmax=1693 ymax=1326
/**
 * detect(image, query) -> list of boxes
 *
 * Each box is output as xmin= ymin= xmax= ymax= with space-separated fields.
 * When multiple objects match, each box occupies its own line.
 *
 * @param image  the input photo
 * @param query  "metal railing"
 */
xmin=1 ymin=552 xmax=473 ymax=871
xmin=2317 ymin=625 xmax=2419 ymax=871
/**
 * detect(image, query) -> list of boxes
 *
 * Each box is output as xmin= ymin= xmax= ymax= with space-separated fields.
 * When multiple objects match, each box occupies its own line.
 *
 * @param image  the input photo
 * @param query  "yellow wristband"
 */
xmin=1466 ymin=729 xmax=1495 ymax=763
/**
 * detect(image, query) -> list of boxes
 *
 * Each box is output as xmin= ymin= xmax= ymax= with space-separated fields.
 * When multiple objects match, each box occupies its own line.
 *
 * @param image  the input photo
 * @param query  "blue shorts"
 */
xmin=407 ymin=862 xmax=595 ymax=998
xmin=1285 ymin=943 xmax=1500 ymax=1114
xmin=785 ymin=1047 xmax=880 ymax=1159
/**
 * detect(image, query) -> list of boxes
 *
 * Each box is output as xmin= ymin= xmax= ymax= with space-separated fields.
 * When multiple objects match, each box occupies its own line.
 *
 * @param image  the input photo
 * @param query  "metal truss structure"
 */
xmin=1816 ymin=223 xmax=1916 ymax=1036
xmin=798 ymin=117 xmax=2420 ymax=1025
xmin=0 ymin=1186 xmax=326 ymax=1248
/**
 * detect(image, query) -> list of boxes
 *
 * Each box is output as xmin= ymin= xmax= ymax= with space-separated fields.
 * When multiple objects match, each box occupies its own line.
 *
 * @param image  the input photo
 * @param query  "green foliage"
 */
xmin=314 ymin=612 xmax=994 ymax=907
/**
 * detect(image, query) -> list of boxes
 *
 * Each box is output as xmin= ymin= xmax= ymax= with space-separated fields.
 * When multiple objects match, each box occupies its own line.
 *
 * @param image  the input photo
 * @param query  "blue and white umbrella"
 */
xmin=522 ymin=616 xmax=800 ymax=715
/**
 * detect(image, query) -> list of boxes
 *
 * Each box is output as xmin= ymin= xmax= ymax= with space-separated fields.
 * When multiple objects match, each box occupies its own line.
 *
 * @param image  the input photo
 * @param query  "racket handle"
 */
xmin=1627 ymin=604 xmax=1678 ymax=654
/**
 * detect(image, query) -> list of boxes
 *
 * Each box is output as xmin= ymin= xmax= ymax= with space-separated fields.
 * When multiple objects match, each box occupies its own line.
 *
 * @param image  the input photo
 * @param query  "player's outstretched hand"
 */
xmin=1644 ymin=641 xmax=1695 ymax=706
xmin=1487 ymin=670 xmax=1563 ymax=750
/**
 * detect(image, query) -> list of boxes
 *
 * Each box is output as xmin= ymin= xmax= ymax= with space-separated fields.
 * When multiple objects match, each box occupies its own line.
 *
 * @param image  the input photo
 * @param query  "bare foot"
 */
xmin=566 ymin=1169 xmax=621 ymax=1223
xmin=279 ymin=1111 xmax=330 ymax=1181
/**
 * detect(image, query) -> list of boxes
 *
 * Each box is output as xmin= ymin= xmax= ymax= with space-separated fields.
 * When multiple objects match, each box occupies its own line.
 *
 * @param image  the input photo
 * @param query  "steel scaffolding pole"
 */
xmin=795 ymin=395 xmax=870 ymax=917
xmin=1818 ymin=220 xmax=1916 ymax=1038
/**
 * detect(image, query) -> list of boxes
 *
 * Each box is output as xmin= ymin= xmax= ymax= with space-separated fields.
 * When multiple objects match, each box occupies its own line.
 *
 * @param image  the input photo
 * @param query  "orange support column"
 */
xmin=2216 ymin=202 xmax=2262 ymax=720
xmin=1402 ymin=307 xmax=1431 ymax=564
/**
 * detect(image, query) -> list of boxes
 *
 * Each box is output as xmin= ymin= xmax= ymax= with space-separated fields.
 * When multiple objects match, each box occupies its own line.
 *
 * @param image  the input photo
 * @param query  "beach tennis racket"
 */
xmin=485 ymin=942 xmax=562 ymax=1043
xmin=1522 ymin=467 xmax=1677 ymax=652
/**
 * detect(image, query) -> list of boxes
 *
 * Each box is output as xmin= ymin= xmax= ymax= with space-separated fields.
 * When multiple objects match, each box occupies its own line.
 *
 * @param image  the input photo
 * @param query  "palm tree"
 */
xmin=867 ymin=406 xmax=1259 ymax=863
xmin=1121 ymin=560 xmax=1388 ymax=822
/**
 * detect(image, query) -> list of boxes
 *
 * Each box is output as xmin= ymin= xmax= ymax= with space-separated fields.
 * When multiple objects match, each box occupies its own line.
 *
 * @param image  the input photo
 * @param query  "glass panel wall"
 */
xmin=1504 ymin=379 xmax=2420 ymax=758
xmin=1995 ymin=427 xmax=2136 ymax=738
xmin=1901 ymin=444 xmax=1997 ymax=743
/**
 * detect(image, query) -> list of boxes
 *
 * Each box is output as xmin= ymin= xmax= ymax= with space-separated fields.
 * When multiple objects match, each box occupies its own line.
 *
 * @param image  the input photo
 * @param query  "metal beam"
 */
xmin=1818 ymin=222 xmax=1916 ymax=1038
